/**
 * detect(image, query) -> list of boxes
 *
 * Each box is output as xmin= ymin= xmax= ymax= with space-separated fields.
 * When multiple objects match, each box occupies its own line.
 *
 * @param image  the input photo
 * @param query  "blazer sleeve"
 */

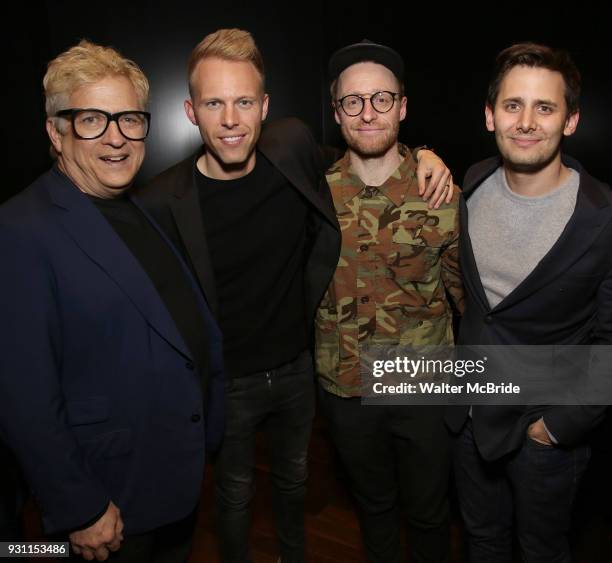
xmin=318 ymin=144 xmax=343 ymax=171
xmin=0 ymin=224 xmax=110 ymax=534
xmin=441 ymin=190 xmax=465 ymax=315
xmin=542 ymin=262 xmax=612 ymax=445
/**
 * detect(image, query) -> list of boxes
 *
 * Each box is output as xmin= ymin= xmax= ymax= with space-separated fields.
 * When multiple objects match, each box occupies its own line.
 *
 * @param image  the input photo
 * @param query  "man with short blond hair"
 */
xmin=138 ymin=28 xmax=453 ymax=562
xmin=0 ymin=40 xmax=223 ymax=562
xmin=187 ymin=28 xmax=265 ymax=96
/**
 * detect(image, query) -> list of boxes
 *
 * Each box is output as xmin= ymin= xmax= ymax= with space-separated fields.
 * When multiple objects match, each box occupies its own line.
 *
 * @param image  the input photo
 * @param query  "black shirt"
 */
xmin=196 ymin=151 xmax=308 ymax=375
xmin=88 ymin=194 xmax=209 ymax=376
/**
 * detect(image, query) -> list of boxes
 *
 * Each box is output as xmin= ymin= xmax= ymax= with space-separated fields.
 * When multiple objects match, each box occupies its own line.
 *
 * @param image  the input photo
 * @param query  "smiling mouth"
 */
xmin=511 ymin=137 xmax=541 ymax=146
xmin=100 ymin=155 xmax=129 ymax=163
xmin=219 ymin=134 xmax=246 ymax=145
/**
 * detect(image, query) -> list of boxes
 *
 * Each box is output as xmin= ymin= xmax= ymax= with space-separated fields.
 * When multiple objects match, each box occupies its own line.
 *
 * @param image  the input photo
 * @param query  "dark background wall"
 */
xmin=3 ymin=2 xmax=611 ymax=202
xmin=3 ymin=3 xmax=612 ymax=556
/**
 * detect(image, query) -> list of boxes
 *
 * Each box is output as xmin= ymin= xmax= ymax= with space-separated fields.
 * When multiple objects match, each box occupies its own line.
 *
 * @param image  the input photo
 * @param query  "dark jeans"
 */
xmin=67 ymin=511 xmax=196 ymax=563
xmin=319 ymin=388 xmax=451 ymax=563
xmin=214 ymin=350 xmax=315 ymax=563
xmin=453 ymin=420 xmax=590 ymax=563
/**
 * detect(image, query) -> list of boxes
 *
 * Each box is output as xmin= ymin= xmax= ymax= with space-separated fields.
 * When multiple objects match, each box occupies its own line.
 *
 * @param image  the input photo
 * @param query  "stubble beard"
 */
xmin=341 ymin=121 xmax=399 ymax=159
xmin=497 ymin=130 xmax=563 ymax=174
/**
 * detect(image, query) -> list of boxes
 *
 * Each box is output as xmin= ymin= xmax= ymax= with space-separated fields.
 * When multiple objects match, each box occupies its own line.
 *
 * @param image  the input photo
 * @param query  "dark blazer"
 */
xmin=135 ymin=117 xmax=341 ymax=331
xmin=446 ymin=155 xmax=612 ymax=460
xmin=0 ymin=167 xmax=224 ymax=535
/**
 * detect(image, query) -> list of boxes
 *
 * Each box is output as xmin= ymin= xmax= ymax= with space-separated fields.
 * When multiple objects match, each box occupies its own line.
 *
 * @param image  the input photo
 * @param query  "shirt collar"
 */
xmin=329 ymin=144 xmax=418 ymax=208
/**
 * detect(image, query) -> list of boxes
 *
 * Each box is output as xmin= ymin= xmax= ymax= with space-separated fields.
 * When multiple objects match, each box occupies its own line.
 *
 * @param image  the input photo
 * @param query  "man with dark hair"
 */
xmin=446 ymin=42 xmax=611 ymax=562
xmin=485 ymin=43 xmax=581 ymax=116
xmin=316 ymin=39 xmax=463 ymax=563
xmin=136 ymin=28 xmax=454 ymax=563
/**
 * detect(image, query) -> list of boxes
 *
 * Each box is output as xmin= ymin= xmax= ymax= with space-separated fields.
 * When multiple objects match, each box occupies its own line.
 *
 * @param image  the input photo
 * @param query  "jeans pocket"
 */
xmin=526 ymin=435 xmax=555 ymax=448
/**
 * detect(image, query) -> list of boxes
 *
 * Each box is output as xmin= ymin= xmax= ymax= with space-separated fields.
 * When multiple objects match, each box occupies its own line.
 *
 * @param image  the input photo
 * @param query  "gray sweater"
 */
xmin=467 ymin=166 xmax=579 ymax=309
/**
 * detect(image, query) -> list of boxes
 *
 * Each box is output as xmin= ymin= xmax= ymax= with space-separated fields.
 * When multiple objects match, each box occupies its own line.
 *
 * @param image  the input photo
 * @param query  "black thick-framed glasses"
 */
xmin=55 ymin=108 xmax=151 ymax=140
xmin=336 ymin=91 xmax=399 ymax=117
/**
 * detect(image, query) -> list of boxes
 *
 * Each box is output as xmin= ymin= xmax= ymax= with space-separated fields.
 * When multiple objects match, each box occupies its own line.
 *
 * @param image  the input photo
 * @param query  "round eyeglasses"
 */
xmin=336 ymin=91 xmax=399 ymax=117
xmin=55 ymin=108 xmax=151 ymax=141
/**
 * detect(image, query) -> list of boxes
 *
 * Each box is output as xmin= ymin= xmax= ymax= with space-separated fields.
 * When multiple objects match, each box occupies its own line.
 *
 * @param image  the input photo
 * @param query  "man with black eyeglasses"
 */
xmin=0 ymin=40 xmax=224 ymax=562
xmin=315 ymin=40 xmax=464 ymax=563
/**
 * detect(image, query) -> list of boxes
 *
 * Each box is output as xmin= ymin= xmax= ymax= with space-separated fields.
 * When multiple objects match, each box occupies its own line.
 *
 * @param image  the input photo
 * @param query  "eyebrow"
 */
xmin=342 ymin=90 xmax=394 ymax=96
xmin=501 ymin=96 xmax=559 ymax=108
xmin=199 ymin=94 xmax=257 ymax=102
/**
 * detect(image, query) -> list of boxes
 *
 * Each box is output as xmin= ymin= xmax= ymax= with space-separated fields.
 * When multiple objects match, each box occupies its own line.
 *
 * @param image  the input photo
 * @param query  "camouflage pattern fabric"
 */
xmin=315 ymin=145 xmax=464 ymax=397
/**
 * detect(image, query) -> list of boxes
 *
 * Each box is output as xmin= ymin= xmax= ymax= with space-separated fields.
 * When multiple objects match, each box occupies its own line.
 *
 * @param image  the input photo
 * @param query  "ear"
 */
xmin=184 ymin=99 xmax=197 ymax=125
xmin=485 ymin=104 xmax=495 ymax=132
xmin=563 ymin=110 xmax=580 ymax=137
xmin=399 ymin=95 xmax=407 ymax=122
xmin=46 ymin=118 xmax=63 ymax=154
xmin=333 ymin=102 xmax=342 ymax=125
xmin=261 ymin=93 xmax=269 ymax=121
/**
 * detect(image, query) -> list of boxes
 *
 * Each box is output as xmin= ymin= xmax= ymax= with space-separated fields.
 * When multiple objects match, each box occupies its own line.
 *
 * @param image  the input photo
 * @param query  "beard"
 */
xmin=340 ymin=120 xmax=399 ymax=159
xmin=496 ymin=131 xmax=563 ymax=174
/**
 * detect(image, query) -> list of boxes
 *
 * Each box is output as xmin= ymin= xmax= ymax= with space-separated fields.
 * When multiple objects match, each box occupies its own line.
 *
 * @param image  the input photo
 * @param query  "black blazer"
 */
xmin=134 ymin=117 xmax=341 ymax=333
xmin=446 ymin=154 xmax=612 ymax=460
xmin=0 ymin=168 xmax=224 ymax=534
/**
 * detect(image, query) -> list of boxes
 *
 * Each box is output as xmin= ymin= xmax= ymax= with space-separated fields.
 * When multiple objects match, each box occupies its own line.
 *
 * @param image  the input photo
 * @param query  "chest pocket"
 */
xmin=386 ymin=225 xmax=441 ymax=285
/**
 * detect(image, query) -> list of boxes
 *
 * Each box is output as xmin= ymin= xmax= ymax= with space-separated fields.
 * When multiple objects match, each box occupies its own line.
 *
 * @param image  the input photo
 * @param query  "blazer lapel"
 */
xmin=461 ymin=155 xmax=611 ymax=313
xmin=169 ymin=156 xmax=219 ymax=316
xmin=48 ymin=168 xmax=192 ymax=360
xmin=494 ymin=171 xmax=611 ymax=311
xmin=460 ymin=157 xmax=502 ymax=313
xmin=258 ymin=130 xmax=339 ymax=228
xmin=459 ymin=196 xmax=491 ymax=313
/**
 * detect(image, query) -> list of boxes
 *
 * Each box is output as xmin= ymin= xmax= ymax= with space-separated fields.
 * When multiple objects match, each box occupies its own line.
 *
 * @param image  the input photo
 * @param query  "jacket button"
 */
xmin=191 ymin=414 xmax=201 ymax=423
xmin=360 ymin=296 xmax=369 ymax=304
xmin=484 ymin=315 xmax=493 ymax=324
xmin=360 ymin=244 xmax=369 ymax=252
xmin=185 ymin=361 xmax=195 ymax=370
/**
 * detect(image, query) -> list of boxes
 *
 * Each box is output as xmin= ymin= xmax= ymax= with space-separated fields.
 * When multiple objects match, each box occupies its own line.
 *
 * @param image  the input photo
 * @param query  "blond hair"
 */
xmin=44 ymin=39 xmax=149 ymax=124
xmin=187 ymin=28 xmax=265 ymax=97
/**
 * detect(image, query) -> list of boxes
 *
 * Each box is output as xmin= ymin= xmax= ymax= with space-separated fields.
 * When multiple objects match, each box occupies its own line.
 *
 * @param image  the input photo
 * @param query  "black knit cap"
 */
xmin=328 ymin=38 xmax=404 ymax=83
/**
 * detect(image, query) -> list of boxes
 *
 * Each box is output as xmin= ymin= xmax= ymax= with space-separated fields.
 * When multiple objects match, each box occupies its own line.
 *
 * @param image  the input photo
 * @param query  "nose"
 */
xmin=221 ymin=103 xmax=237 ymax=128
xmin=103 ymin=120 xmax=126 ymax=146
xmin=360 ymin=97 xmax=377 ymax=123
xmin=516 ymin=107 xmax=536 ymax=133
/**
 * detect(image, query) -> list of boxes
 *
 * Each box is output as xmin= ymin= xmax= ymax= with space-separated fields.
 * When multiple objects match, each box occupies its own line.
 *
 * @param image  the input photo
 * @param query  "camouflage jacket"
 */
xmin=315 ymin=145 xmax=464 ymax=397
